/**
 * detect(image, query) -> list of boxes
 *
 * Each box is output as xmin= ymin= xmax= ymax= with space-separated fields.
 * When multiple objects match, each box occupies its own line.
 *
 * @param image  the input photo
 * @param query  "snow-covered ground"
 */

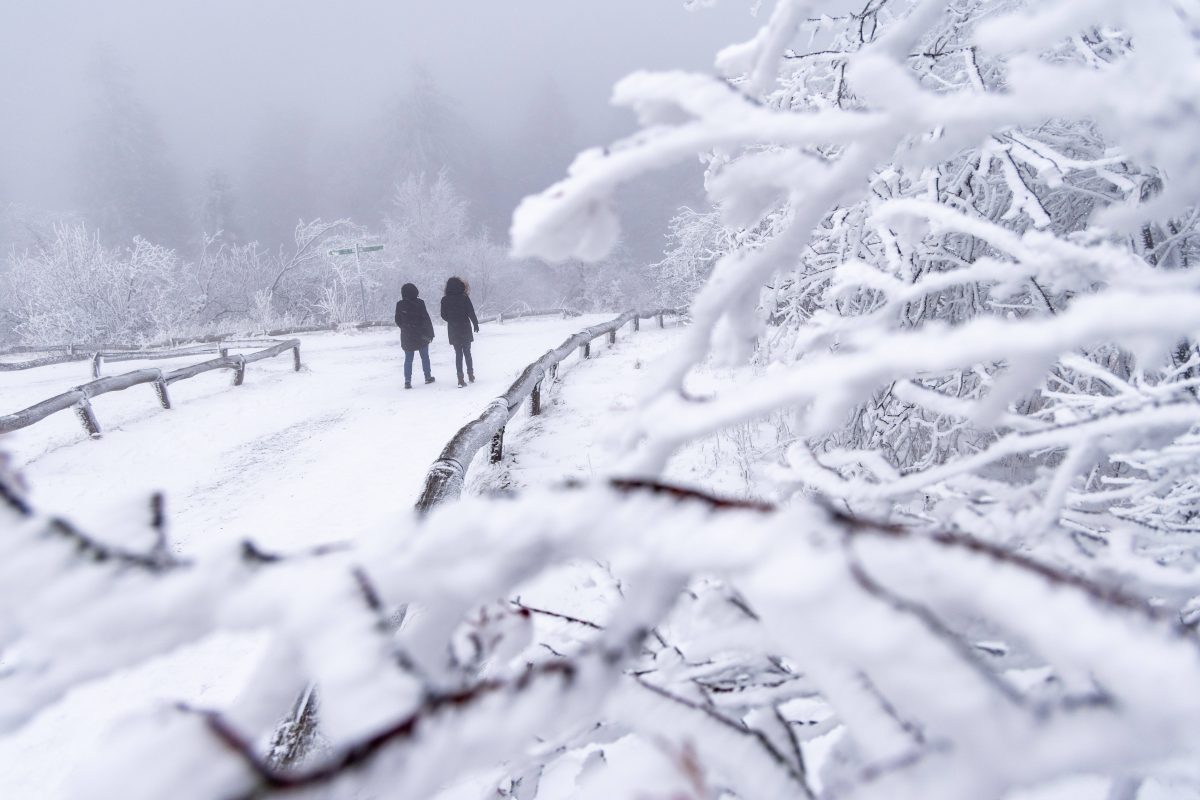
xmin=2 ymin=318 xmax=1177 ymax=800
xmin=3 ymin=315 xmax=607 ymax=556
xmin=0 ymin=314 xmax=626 ymax=799
xmin=0 ymin=316 xmax=726 ymax=800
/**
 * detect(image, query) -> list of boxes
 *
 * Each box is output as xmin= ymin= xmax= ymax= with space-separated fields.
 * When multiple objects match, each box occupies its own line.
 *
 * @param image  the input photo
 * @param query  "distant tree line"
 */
xmin=0 ymin=54 xmax=701 ymax=346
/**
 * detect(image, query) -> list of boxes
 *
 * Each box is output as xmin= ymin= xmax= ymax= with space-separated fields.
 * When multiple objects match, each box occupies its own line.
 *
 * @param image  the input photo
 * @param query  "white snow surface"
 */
xmin=3 ymin=318 xmax=1198 ymax=800
xmin=3 ymin=316 xmax=606 ymax=555
xmin=0 ymin=315 xmax=613 ymax=799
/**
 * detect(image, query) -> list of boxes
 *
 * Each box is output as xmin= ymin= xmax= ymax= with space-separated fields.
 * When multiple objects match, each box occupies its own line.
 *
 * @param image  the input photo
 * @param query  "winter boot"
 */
xmin=404 ymin=382 xmax=412 ymax=390
xmin=468 ymin=371 xmax=475 ymax=383
xmin=425 ymin=375 xmax=436 ymax=385
xmin=457 ymin=376 xmax=467 ymax=388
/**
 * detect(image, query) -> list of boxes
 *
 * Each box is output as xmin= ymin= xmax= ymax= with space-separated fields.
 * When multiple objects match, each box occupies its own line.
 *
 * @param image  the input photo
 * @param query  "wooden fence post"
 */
xmin=266 ymin=685 xmax=320 ymax=771
xmin=658 ymin=313 xmax=665 ymax=328
xmin=608 ymin=329 xmax=617 ymax=346
xmin=490 ymin=427 xmax=505 ymax=463
xmin=292 ymin=344 xmax=302 ymax=372
xmin=550 ymin=362 xmax=559 ymax=381
xmin=75 ymin=399 xmax=101 ymax=438
xmin=531 ymin=382 xmax=542 ymax=416
xmin=581 ymin=342 xmax=591 ymax=359
xmin=91 ymin=353 xmax=103 ymax=379
xmin=233 ymin=357 xmax=246 ymax=387
xmin=634 ymin=317 xmax=640 ymax=332
xmin=153 ymin=379 xmax=171 ymax=410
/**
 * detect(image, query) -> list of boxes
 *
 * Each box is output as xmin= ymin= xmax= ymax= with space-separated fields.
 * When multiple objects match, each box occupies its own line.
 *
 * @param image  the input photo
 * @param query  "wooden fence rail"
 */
xmin=0 ymin=339 xmax=302 ymax=439
xmin=89 ymin=340 xmax=295 ymax=379
xmin=480 ymin=307 xmax=580 ymax=325
xmin=414 ymin=308 xmax=683 ymax=513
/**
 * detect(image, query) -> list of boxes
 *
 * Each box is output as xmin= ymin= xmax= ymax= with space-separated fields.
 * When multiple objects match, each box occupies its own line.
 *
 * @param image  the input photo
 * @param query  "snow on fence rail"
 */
xmin=415 ymin=308 xmax=682 ymax=512
xmin=478 ymin=307 xmax=581 ymax=325
xmin=0 ymin=339 xmax=302 ymax=439
xmin=88 ymin=340 xmax=297 ymax=379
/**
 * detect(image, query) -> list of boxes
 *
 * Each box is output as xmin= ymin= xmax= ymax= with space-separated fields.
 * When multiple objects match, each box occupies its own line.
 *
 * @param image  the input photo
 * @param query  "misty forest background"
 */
xmin=0 ymin=54 xmax=709 ymax=347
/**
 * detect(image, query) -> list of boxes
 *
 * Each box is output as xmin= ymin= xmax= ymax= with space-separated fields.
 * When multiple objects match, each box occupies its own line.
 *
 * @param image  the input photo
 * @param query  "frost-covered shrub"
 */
xmin=7 ymin=223 xmax=196 ymax=345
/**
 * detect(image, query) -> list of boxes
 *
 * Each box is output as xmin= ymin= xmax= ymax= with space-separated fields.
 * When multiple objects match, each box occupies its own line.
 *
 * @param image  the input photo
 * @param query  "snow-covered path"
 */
xmin=1 ymin=316 xmax=708 ymax=800
xmin=4 ymin=315 xmax=608 ymax=555
xmin=3 ymin=315 xmax=632 ymax=800
xmin=0 ymin=315 xmax=697 ymax=800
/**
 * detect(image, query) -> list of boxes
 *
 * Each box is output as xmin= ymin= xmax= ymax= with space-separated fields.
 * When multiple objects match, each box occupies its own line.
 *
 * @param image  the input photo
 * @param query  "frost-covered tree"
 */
xmin=74 ymin=53 xmax=187 ymax=250
xmin=243 ymin=111 xmax=319 ymax=251
xmin=185 ymin=218 xmax=357 ymax=331
xmin=0 ymin=204 xmax=83 ymax=343
xmin=500 ymin=80 xmax=584 ymax=219
xmin=653 ymin=206 xmax=741 ymax=307
xmin=381 ymin=171 xmax=544 ymax=315
xmin=510 ymin=0 xmax=1200 ymax=791
xmin=197 ymin=170 xmax=244 ymax=248
xmin=386 ymin=171 xmax=470 ymax=279
xmin=259 ymin=218 xmax=358 ymax=324
xmin=357 ymin=68 xmax=492 ymax=226
xmin=7 ymin=222 xmax=194 ymax=344
xmin=513 ymin=0 xmax=1200 ymax=558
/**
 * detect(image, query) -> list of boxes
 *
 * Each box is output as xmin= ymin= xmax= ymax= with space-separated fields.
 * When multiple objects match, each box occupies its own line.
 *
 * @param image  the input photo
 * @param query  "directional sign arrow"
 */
xmin=329 ymin=244 xmax=384 ymax=256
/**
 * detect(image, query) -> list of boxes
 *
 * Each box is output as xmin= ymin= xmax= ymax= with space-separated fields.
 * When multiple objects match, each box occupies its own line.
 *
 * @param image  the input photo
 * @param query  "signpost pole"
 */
xmin=329 ymin=244 xmax=384 ymax=324
xmin=355 ymin=243 xmax=368 ymax=323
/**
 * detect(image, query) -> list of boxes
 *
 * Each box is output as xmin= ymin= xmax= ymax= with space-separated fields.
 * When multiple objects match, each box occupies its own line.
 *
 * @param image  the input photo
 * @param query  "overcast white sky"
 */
xmin=0 ymin=1 xmax=761 ymax=209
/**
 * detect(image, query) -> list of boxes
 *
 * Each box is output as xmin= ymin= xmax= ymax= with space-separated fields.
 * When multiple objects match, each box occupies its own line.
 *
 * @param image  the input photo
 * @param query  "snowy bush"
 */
xmin=7 ymin=222 xmax=196 ymax=345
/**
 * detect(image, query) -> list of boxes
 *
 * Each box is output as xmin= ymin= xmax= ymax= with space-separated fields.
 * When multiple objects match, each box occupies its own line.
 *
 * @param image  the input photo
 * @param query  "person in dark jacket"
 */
xmin=440 ymin=276 xmax=479 ymax=387
xmin=395 ymin=283 xmax=436 ymax=389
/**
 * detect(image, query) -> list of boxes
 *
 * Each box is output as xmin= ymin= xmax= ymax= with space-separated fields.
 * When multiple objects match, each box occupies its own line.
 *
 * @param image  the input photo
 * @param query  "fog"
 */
xmin=0 ymin=1 xmax=759 ymax=255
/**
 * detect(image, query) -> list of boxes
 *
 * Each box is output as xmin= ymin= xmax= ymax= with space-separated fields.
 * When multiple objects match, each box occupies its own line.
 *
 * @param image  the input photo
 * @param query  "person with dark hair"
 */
xmin=395 ymin=282 xmax=436 ymax=389
xmin=440 ymin=276 xmax=480 ymax=388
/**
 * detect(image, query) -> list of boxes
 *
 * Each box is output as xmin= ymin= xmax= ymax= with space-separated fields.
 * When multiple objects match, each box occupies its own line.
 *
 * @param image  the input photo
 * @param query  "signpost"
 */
xmin=328 ymin=243 xmax=385 ymax=321
xmin=329 ymin=245 xmax=384 ymax=256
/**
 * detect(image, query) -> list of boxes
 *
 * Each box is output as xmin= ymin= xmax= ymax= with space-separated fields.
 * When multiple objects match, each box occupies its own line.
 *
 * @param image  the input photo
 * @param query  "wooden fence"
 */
xmin=0 ymin=339 xmax=301 ymax=439
xmin=415 ymin=308 xmax=682 ymax=512
xmin=88 ymin=340 xmax=297 ymax=379
xmin=480 ymin=307 xmax=580 ymax=325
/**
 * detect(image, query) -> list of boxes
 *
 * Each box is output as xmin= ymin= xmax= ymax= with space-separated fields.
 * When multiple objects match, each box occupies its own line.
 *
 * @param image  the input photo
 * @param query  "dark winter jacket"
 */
xmin=395 ymin=283 xmax=435 ymax=352
xmin=440 ymin=277 xmax=479 ymax=346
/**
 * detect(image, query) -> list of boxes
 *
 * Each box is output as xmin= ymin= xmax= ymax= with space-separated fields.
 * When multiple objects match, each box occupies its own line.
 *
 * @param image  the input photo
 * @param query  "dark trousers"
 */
xmin=453 ymin=343 xmax=474 ymax=380
xmin=404 ymin=346 xmax=431 ymax=383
